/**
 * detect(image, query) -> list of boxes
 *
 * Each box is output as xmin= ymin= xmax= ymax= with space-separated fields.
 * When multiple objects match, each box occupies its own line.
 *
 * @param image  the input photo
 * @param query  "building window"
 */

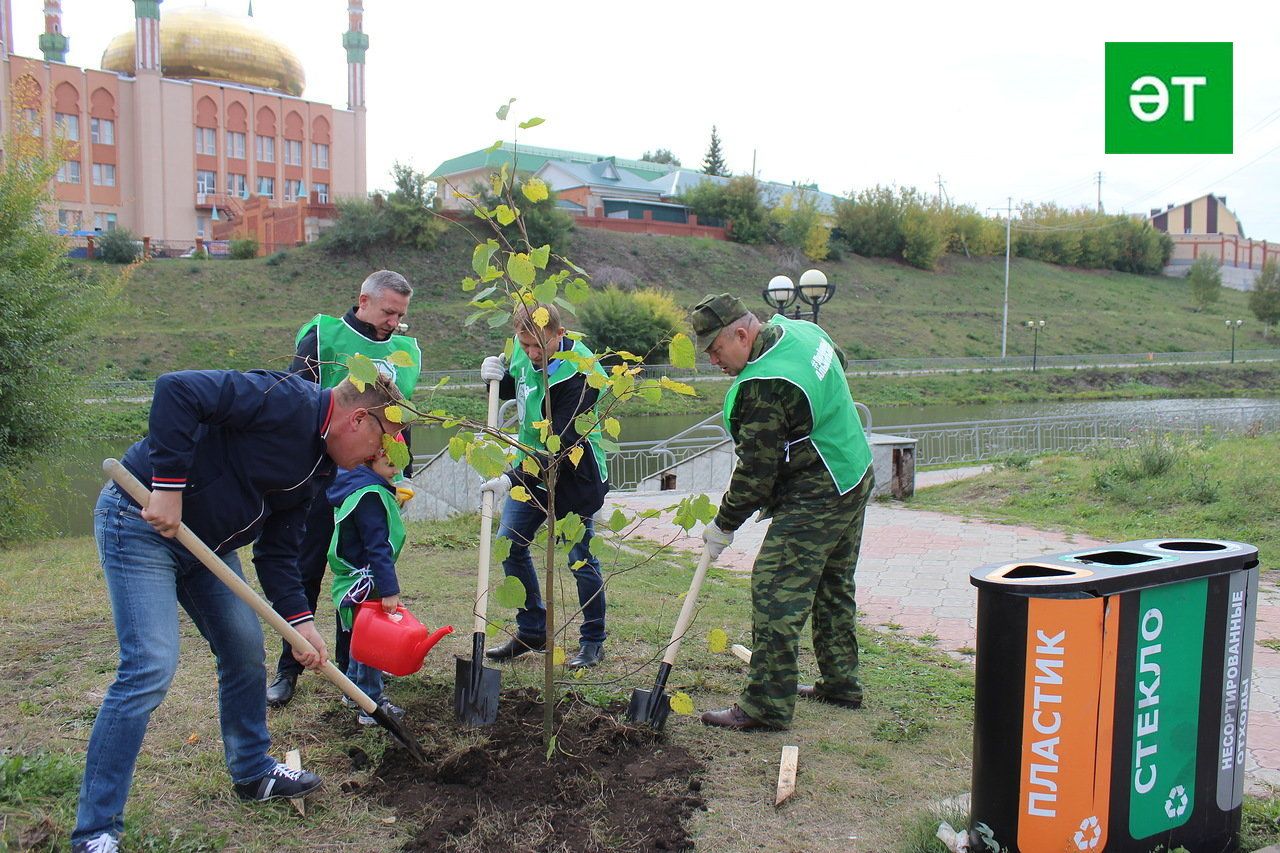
xmin=196 ymin=215 xmax=209 ymax=237
xmin=282 ymin=139 xmax=303 ymax=166
xmin=255 ymin=135 xmax=274 ymax=163
xmin=92 ymin=163 xmax=117 ymax=187
xmin=195 ymin=126 xmax=216 ymax=156
xmin=94 ymin=212 xmax=118 ymax=231
xmin=283 ymin=178 xmax=306 ymax=201
xmin=22 ymin=108 xmax=41 ymax=136
xmin=90 ymin=117 xmax=115 ymax=145
xmin=56 ymin=160 xmax=81 ymax=184
xmin=257 ymin=176 xmax=274 ymax=198
xmin=227 ymin=172 xmax=247 ymax=198
xmin=57 ymin=209 xmax=81 ymax=230
xmin=314 ymin=182 xmax=329 ymax=203
xmin=311 ymin=142 xmax=329 ymax=169
xmin=226 ymin=130 xmax=246 ymax=159
xmin=55 ymin=112 xmax=79 ymax=141
xmin=195 ymin=170 xmax=217 ymax=196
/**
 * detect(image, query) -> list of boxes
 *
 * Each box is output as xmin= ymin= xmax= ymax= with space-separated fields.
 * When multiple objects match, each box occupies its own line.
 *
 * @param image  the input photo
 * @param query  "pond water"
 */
xmin=44 ymin=396 xmax=1277 ymax=537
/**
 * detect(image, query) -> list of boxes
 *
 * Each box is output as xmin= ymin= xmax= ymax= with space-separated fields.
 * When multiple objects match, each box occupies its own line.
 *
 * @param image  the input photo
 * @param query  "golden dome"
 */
xmin=101 ymin=7 xmax=305 ymax=97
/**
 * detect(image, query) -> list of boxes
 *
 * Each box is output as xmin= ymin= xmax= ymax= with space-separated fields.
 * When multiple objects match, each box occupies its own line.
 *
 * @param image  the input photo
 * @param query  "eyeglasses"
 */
xmin=364 ymin=408 xmax=402 ymax=440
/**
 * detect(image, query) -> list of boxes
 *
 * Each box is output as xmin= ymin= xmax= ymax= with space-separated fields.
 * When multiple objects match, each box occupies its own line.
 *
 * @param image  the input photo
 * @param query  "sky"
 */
xmin=11 ymin=1 xmax=1280 ymax=238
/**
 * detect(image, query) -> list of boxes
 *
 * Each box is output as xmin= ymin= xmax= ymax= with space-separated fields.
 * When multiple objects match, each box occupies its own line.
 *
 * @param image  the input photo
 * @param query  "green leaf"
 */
xmin=568 ymin=445 xmax=584 ymax=467
xmin=604 ymin=417 xmax=621 ymax=438
xmin=669 ymin=333 xmax=696 ymax=369
xmin=520 ymin=456 xmax=540 ymax=476
xmin=448 ymin=434 xmax=468 ymax=461
xmin=493 ymin=575 xmax=527 ymax=609
xmin=672 ymin=493 xmax=717 ymax=532
xmin=387 ymin=350 xmax=415 ymax=368
xmin=585 ymin=371 xmax=607 ymax=390
xmin=607 ymin=508 xmax=628 ymax=532
xmin=558 ymin=512 xmax=586 ymax=547
xmin=510 ymin=485 xmax=532 ymax=502
xmin=565 ymin=277 xmax=590 ymax=303
xmin=508 ymin=253 xmax=536 ymax=288
xmin=345 ymin=354 xmax=378 ymax=390
xmin=491 ymin=535 xmax=512 ymax=564
xmin=545 ymin=434 xmax=561 ymax=453
xmin=494 ymin=204 xmax=518 ymax=226
xmin=573 ymin=412 xmax=597 ymax=437
xmin=669 ymin=692 xmax=695 ymax=715
xmin=530 ymin=244 xmax=551 ymax=270
xmin=384 ymin=436 xmax=410 ymax=469
xmin=461 ymin=276 xmax=478 ymax=292
xmin=485 ymin=620 xmax=503 ymax=638
xmin=598 ymin=436 xmax=620 ymax=454
xmin=637 ymin=384 xmax=662 ymax=403
xmin=487 ymin=311 xmax=512 ymax=328
xmin=532 ymin=279 xmax=558 ymax=304
xmin=518 ymin=116 xmax=545 ymax=130
xmin=659 ymin=375 xmax=697 ymax=396
xmin=472 ymin=240 xmax=499 ymax=277
xmin=383 ymin=405 xmax=405 ymax=424
xmin=485 ymin=138 xmax=504 ymax=153
xmin=468 ymin=440 xmax=508 ymax=477
xmin=465 ymin=310 xmax=486 ymax=327
xmin=546 ymin=734 xmax=558 ymax=761
xmin=707 ymin=628 xmax=729 ymax=654
xmin=520 ymin=177 xmax=549 ymax=204
xmin=496 ymin=98 xmax=516 ymax=120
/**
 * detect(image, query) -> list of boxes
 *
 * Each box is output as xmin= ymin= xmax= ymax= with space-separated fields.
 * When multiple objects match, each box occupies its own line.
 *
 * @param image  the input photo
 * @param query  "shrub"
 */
xmin=385 ymin=161 xmax=447 ymax=251
xmin=1249 ymin=260 xmax=1280 ymax=336
xmin=96 ymin=228 xmax=142 ymax=264
xmin=265 ymin=250 xmax=288 ymax=266
xmin=1186 ymin=255 xmax=1222 ymax=312
xmin=901 ymin=205 xmax=946 ymax=270
xmin=680 ymin=176 xmax=769 ymax=244
xmin=833 ymin=185 xmax=907 ymax=258
xmin=576 ymin=287 xmax=686 ymax=361
xmin=769 ymin=189 xmax=830 ymax=261
xmin=320 ymin=196 xmax=394 ymax=254
xmin=229 ymin=237 xmax=259 ymax=260
xmin=471 ymin=178 xmax=573 ymax=251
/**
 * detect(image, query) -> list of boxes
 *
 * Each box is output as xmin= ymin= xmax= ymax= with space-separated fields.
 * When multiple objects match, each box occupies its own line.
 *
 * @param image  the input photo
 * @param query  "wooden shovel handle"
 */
xmin=103 ymin=458 xmax=379 ymax=714
xmin=662 ymin=548 xmax=714 ymax=667
xmin=473 ymin=377 xmax=502 ymax=634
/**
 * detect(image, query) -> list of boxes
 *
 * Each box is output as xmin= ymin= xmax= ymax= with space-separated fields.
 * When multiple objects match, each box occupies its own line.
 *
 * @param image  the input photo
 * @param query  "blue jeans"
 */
xmin=341 ymin=623 xmax=383 ymax=705
xmin=74 ymin=486 xmax=277 ymax=844
xmin=497 ymin=495 xmax=606 ymax=643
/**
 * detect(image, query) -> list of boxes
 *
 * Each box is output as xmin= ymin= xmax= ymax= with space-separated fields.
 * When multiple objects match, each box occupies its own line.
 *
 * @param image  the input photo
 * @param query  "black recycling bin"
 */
xmin=968 ymin=538 xmax=1259 ymax=853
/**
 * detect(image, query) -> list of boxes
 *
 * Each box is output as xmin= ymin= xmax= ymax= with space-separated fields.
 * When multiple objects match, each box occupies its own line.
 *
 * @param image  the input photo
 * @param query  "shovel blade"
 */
xmin=371 ymin=705 xmax=430 ymax=766
xmin=454 ymin=655 xmax=501 ymax=726
xmin=625 ymin=687 xmax=671 ymax=730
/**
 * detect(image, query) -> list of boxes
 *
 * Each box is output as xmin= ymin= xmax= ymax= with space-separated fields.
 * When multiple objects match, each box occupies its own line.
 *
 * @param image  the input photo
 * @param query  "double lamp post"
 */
xmin=762 ymin=269 xmax=835 ymax=323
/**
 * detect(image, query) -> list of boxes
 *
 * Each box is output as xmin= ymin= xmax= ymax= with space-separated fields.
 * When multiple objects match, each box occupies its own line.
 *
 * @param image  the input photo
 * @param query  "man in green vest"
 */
xmin=477 ymin=303 xmax=611 ymax=669
xmin=689 ymin=293 xmax=875 ymax=731
xmin=267 ymin=270 xmax=422 ymax=707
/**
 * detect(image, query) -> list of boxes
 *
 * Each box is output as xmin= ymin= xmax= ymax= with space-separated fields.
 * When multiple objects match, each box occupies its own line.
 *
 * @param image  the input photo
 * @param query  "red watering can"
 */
xmin=350 ymin=601 xmax=454 ymax=677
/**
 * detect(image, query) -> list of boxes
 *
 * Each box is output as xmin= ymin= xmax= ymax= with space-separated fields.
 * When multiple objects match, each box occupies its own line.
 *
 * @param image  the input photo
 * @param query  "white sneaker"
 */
xmin=72 ymin=833 xmax=119 ymax=853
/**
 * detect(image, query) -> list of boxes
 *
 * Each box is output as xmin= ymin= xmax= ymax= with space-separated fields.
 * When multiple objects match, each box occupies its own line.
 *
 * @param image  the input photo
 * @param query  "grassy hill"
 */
xmin=78 ymin=226 xmax=1266 ymax=379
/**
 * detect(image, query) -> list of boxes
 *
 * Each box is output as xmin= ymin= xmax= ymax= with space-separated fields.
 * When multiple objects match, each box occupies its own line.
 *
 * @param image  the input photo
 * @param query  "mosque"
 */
xmin=0 ymin=1 xmax=367 ymax=245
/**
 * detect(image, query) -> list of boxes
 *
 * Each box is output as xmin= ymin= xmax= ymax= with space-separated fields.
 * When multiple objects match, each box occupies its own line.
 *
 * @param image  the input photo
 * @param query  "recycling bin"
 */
xmin=968 ymin=538 xmax=1260 ymax=853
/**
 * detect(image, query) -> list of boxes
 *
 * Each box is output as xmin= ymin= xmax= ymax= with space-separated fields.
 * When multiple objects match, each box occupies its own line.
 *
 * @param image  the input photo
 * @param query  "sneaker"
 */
xmin=233 ymin=761 xmax=322 ymax=801
xmin=72 ymin=834 xmax=119 ymax=853
xmin=357 ymin=699 xmax=405 ymax=726
xmin=340 ymin=694 xmax=356 ymax=709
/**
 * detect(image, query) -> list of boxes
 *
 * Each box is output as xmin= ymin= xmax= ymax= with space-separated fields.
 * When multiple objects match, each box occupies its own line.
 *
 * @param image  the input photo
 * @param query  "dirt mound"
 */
xmin=372 ymin=686 xmax=705 ymax=852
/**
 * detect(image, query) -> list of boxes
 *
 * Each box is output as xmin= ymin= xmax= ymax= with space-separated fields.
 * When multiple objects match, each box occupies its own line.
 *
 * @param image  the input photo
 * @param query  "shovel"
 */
xmin=626 ymin=548 xmax=714 ymax=729
xmin=453 ymin=375 xmax=503 ymax=725
xmin=103 ymin=459 xmax=430 ymax=766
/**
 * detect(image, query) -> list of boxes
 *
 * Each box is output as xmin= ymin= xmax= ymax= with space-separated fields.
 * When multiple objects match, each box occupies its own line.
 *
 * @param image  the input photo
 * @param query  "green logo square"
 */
xmin=1105 ymin=42 xmax=1233 ymax=154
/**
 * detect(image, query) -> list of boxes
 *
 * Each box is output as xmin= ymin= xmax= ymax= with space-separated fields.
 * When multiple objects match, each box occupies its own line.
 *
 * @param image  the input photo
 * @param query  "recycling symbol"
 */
xmin=1072 ymin=815 xmax=1102 ymax=850
xmin=1164 ymin=784 xmax=1189 ymax=818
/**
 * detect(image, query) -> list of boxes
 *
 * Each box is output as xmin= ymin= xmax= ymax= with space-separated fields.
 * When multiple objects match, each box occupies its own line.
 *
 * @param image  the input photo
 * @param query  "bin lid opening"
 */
xmin=990 ymin=563 xmax=1087 ymax=580
xmin=1155 ymin=540 xmax=1228 ymax=552
xmin=1071 ymin=550 xmax=1161 ymax=566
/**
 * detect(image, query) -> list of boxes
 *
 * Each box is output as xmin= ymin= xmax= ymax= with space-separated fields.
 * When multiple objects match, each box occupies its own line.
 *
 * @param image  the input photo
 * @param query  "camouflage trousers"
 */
xmin=737 ymin=469 xmax=874 ymax=728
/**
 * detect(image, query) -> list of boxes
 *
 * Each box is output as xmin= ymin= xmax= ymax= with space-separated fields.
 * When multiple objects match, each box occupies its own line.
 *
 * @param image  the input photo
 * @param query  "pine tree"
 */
xmin=640 ymin=148 xmax=681 ymax=167
xmin=702 ymin=126 xmax=729 ymax=177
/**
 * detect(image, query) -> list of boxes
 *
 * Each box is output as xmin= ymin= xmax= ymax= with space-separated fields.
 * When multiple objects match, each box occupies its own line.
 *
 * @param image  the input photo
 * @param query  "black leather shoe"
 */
xmin=566 ymin=641 xmax=604 ymax=668
xmin=266 ymin=671 xmax=297 ymax=707
xmin=699 ymin=704 xmax=778 ymax=731
xmin=485 ymin=634 xmax=546 ymax=661
xmin=797 ymin=684 xmax=862 ymax=709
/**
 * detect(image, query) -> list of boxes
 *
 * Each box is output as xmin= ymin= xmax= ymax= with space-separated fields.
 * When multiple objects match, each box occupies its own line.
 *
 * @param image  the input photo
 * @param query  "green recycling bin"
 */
xmin=968 ymin=538 xmax=1259 ymax=853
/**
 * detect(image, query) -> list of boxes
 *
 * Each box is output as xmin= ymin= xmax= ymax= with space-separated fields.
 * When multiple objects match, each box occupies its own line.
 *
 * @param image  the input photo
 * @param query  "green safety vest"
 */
xmin=508 ymin=336 xmax=608 ymax=482
xmin=295 ymin=313 xmax=422 ymax=397
xmin=723 ymin=316 xmax=871 ymax=494
xmin=327 ymin=483 xmax=406 ymax=629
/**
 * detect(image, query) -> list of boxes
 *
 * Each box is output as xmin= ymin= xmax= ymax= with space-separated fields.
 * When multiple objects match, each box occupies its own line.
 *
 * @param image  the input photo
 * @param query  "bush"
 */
xmin=1186 ymin=255 xmax=1222 ymax=312
xmin=577 ymin=287 xmax=687 ymax=361
xmin=680 ymin=176 xmax=769 ymax=245
xmin=265 ymin=250 xmax=288 ymax=266
xmin=471 ymin=178 xmax=574 ymax=251
xmin=320 ymin=196 xmax=395 ymax=254
xmin=1249 ymin=260 xmax=1280 ymax=336
xmin=96 ymin=228 xmax=142 ymax=264
xmin=385 ymin=161 xmax=447 ymax=251
xmin=901 ymin=205 xmax=946 ymax=270
xmin=769 ymin=189 xmax=829 ymax=261
xmin=229 ymin=237 xmax=259 ymax=260
xmin=833 ymin=186 xmax=907 ymax=258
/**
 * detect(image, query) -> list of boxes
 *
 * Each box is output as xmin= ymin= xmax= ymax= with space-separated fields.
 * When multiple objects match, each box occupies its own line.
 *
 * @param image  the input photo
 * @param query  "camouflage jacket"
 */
xmin=715 ymin=323 xmax=852 ymax=533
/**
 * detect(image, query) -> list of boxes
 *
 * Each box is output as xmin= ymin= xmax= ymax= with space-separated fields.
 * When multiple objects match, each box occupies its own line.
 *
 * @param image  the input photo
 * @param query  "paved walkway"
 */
xmin=605 ymin=466 xmax=1280 ymax=795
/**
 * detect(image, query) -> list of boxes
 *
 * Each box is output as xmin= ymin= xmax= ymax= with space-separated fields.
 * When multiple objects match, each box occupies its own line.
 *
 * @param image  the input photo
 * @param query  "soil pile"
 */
xmin=370 ymin=686 xmax=705 ymax=852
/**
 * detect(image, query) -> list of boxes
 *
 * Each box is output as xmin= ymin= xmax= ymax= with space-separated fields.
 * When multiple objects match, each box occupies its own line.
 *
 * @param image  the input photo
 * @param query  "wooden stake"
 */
xmin=285 ymin=749 xmax=306 ymax=816
xmin=730 ymin=644 xmax=752 ymax=664
xmin=775 ymin=745 xmax=799 ymax=806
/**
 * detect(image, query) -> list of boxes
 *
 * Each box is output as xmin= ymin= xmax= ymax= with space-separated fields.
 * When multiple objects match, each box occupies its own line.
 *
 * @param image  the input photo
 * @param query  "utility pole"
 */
xmin=1002 ymin=197 xmax=1011 ymax=357
xmin=1096 ymin=171 xmax=1103 ymax=212
xmin=937 ymin=173 xmax=944 ymax=203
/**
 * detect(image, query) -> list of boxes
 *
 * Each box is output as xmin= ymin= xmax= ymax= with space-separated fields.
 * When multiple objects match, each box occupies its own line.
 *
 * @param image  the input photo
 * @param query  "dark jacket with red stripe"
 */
xmin=118 ymin=369 xmax=336 ymax=626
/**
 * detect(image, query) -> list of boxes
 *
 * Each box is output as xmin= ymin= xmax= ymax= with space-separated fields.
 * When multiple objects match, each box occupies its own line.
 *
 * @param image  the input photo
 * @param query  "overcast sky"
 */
xmin=11 ymin=1 xmax=1280 ymax=239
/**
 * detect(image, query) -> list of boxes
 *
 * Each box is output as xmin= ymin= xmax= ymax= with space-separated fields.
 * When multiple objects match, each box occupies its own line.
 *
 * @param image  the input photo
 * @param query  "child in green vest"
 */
xmin=328 ymin=442 xmax=408 ymax=725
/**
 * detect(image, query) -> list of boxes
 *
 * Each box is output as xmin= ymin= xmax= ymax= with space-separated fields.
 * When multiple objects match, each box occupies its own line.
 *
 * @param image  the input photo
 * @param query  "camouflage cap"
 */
xmin=690 ymin=293 xmax=750 ymax=351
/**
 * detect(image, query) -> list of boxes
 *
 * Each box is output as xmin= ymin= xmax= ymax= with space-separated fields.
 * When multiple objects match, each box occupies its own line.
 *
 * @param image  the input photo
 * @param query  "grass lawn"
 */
xmin=906 ymin=432 xmax=1280 ymax=572
xmin=1 ymin=516 xmax=975 ymax=852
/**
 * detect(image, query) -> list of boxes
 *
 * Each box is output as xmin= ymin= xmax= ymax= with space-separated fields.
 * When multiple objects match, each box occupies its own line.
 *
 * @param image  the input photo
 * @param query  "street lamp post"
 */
xmin=762 ymin=269 xmax=836 ymax=324
xmin=1226 ymin=319 xmax=1243 ymax=364
xmin=1026 ymin=319 xmax=1045 ymax=371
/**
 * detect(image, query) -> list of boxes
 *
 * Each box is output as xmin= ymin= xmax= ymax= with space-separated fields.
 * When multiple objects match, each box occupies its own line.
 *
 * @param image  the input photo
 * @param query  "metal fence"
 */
xmin=606 ymin=414 xmax=729 ymax=490
xmin=894 ymin=402 xmax=1280 ymax=467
